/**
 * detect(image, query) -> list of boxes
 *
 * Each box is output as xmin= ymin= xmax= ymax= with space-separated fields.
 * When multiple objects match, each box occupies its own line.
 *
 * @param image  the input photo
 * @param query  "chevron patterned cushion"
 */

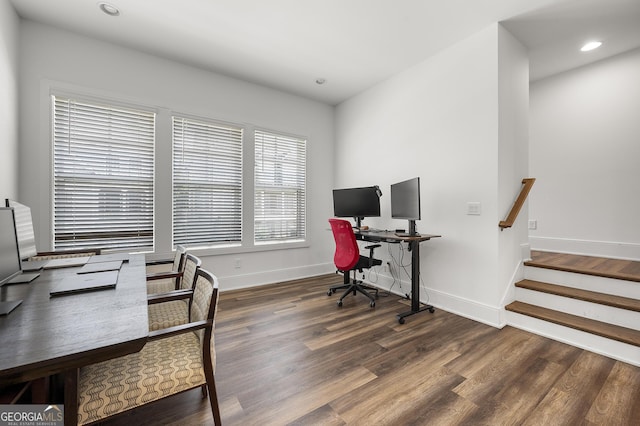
xmin=148 ymin=300 xmax=189 ymax=331
xmin=77 ymin=331 xmax=205 ymax=425
xmin=146 ymin=279 xmax=176 ymax=295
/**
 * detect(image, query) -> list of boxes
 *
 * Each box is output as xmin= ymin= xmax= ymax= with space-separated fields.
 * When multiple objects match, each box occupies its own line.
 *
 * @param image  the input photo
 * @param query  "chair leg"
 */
xmin=201 ymin=384 xmax=208 ymax=398
xmin=204 ymin=374 xmax=222 ymax=426
xmin=63 ymin=368 xmax=79 ymax=426
xmin=327 ymin=270 xmax=351 ymax=295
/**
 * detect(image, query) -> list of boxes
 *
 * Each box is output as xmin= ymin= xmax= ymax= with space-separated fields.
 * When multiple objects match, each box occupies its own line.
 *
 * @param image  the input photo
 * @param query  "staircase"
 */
xmin=505 ymin=251 xmax=640 ymax=366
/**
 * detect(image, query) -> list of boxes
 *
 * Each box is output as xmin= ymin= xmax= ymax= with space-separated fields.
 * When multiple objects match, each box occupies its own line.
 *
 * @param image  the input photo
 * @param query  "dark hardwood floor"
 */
xmin=100 ymin=273 xmax=640 ymax=425
xmin=527 ymin=250 xmax=640 ymax=282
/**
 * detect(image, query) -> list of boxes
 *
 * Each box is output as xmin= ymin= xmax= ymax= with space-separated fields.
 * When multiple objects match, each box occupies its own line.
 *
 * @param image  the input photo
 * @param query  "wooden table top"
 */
xmin=0 ymin=254 xmax=149 ymax=385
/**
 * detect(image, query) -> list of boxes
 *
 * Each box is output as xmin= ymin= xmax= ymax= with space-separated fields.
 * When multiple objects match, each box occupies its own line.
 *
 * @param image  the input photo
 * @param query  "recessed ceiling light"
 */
xmin=580 ymin=41 xmax=602 ymax=52
xmin=315 ymin=78 xmax=326 ymax=85
xmin=98 ymin=2 xmax=120 ymax=17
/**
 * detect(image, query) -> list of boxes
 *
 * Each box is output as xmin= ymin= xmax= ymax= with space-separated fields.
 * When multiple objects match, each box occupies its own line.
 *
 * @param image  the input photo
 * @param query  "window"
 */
xmin=52 ymin=96 xmax=155 ymax=251
xmin=254 ymin=130 xmax=306 ymax=243
xmin=172 ymin=117 xmax=243 ymax=248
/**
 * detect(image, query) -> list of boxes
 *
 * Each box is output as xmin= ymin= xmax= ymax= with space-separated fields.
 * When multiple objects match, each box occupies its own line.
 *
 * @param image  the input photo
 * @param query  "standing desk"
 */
xmin=355 ymin=230 xmax=441 ymax=323
xmin=0 ymin=254 xmax=149 ymax=423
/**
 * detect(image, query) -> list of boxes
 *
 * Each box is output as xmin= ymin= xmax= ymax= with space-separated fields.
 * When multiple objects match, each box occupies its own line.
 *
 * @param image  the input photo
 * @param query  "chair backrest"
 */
xmin=329 ymin=218 xmax=360 ymax=272
xmin=180 ymin=253 xmax=202 ymax=291
xmin=172 ymin=245 xmax=186 ymax=271
xmin=171 ymin=245 xmax=187 ymax=288
xmin=190 ymin=268 xmax=220 ymax=376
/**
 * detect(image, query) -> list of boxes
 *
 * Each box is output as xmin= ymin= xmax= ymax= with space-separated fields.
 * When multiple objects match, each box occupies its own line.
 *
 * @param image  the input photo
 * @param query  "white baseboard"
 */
xmin=219 ymin=262 xmax=336 ymax=291
xmin=529 ymin=236 xmax=640 ymax=260
xmin=506 ymin=310 xmax=640 ymax=367
xmin=427 ymin=288 xmax=503 ymax=328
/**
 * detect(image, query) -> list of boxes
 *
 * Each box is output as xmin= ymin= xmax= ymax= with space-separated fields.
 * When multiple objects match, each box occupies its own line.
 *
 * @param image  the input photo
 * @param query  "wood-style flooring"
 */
xmin=100 ymin=273 xmax=640 ymax=425
xmin=526 ymin=250 xmax=640 ymax=282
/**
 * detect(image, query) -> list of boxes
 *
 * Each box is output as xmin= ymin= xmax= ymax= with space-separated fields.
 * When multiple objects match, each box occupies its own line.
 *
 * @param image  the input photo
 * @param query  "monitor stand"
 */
xmin=354 ymin=216 xmax=363 ymax=229
xmin=395 ymin=220 xmax=420 ymax=237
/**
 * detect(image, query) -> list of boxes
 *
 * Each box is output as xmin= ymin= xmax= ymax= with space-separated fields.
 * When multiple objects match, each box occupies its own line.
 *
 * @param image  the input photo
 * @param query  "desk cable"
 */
xmin=387 ymin=241 xmax=431 ymax=306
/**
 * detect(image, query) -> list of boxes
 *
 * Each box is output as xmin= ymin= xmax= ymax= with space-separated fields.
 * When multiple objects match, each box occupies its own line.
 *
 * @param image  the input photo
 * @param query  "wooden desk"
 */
xmin=0 ymin=254 xmax=149 ymax=386
xmin=355 ymin=229 xmax=441 ymax=323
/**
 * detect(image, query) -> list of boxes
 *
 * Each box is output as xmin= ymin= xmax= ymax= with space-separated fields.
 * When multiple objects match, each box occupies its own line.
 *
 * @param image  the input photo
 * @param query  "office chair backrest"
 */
xmin=329 ymin=218 xmax=360 ymax=272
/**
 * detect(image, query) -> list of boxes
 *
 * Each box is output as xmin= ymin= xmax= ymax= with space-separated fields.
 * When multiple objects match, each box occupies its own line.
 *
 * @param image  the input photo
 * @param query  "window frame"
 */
xmin=46 ymin=86 xmax=310 ymax=257
xmin=50 ymin=93 xmax=156 ymax=253
xmin=254 ymin=128 xmax=307 ymax=245
xmin=171 ymin=114 xmax=244 ymax=250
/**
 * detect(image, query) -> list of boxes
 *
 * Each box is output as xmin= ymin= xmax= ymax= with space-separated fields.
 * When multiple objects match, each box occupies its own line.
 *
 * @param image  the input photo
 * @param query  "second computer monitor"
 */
xmin=391 ymin=177 xmax=421 ymax=235
xmin=333 ymin=186 xmax=381 ymax=228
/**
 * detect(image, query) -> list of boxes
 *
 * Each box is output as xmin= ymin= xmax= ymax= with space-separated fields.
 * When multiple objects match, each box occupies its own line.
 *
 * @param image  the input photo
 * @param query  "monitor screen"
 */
xmin=391 ymin=177 xmax=421 ymax=220
xmin=0 ymin=207 xmax=22 ymax=285
xmin=333 ymin=186 xmax=381 ymax=219
xmin=5 ymin=199 xmax=37 ymax=260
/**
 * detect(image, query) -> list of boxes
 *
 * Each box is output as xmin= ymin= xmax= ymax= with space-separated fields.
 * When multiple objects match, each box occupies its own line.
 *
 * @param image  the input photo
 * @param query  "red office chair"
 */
xmin=328 ymin=218 xmax=382 ymax=307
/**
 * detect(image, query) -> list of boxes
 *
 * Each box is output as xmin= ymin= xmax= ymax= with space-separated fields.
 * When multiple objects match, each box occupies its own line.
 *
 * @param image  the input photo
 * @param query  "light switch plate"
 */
xmin=467 ymin=202 xmax=481 ymax=215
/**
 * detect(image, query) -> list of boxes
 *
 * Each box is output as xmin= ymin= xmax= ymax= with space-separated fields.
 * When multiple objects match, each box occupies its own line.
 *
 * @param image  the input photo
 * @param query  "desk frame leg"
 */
xmin=396 ymin=240 xmax=435 ymax=324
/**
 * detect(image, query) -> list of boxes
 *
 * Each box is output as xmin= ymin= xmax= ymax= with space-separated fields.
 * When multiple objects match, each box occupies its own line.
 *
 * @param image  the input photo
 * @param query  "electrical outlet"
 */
xmin=467 ymin=202 xmax=481 ymax=215
xmin=234 ymin=258 xmax=241 ymax=268
xmin=528 ymin=220 xmax=537 ymax=230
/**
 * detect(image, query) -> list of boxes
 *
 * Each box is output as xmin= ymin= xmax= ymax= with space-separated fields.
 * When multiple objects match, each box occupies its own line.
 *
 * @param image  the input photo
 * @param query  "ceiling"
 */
xmin=9 ymin=0 xmax=640 ymax=105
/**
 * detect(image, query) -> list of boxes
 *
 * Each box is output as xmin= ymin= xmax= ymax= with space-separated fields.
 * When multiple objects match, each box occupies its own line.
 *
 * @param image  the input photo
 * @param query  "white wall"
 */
xmin=529 ymin=48 xmax=640 ymax=260
xmin=0 ymin=2 xmax=19 ymax=199
xmin=335 ymin=24 xmax=529 ymax=326
xmin=18 ymin=21 xmax=337 ymax=289
xmin=497 ymin=26 xmax=530 ymax=317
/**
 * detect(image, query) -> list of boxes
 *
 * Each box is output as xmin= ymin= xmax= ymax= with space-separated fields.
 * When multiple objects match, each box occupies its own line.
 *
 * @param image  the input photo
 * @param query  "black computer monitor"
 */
xmin=332 ymin=186 xmax=381 ymax=228
xmin=391 ymin=177 xmax=421 ymax=236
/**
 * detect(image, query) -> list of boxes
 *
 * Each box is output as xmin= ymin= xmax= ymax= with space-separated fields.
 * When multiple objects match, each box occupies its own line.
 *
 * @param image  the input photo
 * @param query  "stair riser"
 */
xmin=505 ymin=310 xmax=640 ymax=367
xmin=514 ymin=287 xmax=640 ymax=330
xmin=524 ymin=266 xmax=640 ymax=299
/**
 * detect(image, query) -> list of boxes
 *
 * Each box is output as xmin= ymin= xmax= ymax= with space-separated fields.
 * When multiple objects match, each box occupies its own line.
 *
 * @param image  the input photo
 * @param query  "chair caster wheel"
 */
xmin=327 ymin=290 xmax=333 ymax=296
xmin=398 ymin=317 xmax=405 ymax=324
xmin=429 ymin=307 xmax=435 ymax=313
xmin=370 ymin=301 xmax=375 ymax=308
xmin=337 ymin=301 xmax=343 ymax=307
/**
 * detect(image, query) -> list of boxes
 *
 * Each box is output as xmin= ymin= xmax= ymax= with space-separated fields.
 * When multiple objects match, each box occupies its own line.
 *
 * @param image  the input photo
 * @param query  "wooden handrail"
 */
xmin=499 ymin=178 xmax=535 ymax=230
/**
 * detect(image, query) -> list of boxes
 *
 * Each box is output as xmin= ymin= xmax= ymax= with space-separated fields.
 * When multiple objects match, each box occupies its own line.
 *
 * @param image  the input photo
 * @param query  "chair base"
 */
xmin=328 ymin=271 xmax=379 ymax=308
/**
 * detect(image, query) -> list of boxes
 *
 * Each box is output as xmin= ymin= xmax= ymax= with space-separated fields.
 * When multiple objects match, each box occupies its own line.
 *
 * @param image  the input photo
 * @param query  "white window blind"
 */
xmin=52 ymin=96 xmax=155 ymax=252
xmin=254 ymin=130 xmax=306 ymax=243
xmin=172 ymin=117 xmax=243 ymax=248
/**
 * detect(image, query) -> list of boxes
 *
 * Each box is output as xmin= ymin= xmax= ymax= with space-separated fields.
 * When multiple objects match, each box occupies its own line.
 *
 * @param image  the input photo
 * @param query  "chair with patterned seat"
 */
xmin=66 ymin=268 xmax=222 ymax=425
xmin=145 ymin=245 xmax=187 ymax=294
xmin=147 ymin=252 xmax=201 ymax=331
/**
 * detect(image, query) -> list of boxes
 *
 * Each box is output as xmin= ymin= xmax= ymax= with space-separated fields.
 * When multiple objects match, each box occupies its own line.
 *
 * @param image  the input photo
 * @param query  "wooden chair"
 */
xmin=147 ymin=253 xmax=202 ymax=331
xmin=145 ymin=245 xmax=187 ymax=294
xmin=67 ymin=268 xmax=222 ymax=425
